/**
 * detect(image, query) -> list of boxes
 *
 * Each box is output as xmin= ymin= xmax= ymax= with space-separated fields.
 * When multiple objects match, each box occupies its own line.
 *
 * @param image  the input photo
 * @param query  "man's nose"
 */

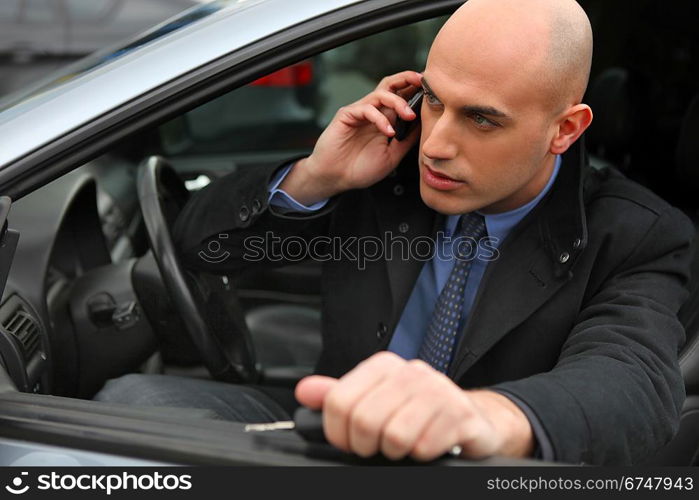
xmin=421 ymin=114 xmax=458 ymax=161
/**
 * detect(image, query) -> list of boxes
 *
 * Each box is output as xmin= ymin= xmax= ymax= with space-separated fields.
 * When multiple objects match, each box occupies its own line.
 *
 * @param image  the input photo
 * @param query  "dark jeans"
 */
xmin=93 ymin=374 xmax=296 ymax=423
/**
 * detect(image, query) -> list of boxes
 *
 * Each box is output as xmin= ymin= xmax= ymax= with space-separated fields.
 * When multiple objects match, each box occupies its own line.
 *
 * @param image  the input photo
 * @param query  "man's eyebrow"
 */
xmin=462 ymin=105 xmax=510 ymax=120
xmin=420 ymin=77 xmax=438 ymax=98
xmin=421 ymin=77 xmax=511 ymax=120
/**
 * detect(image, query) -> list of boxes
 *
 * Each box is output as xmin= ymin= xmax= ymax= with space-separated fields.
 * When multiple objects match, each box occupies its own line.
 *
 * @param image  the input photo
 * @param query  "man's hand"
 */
xmin=279 ymin=71 xmax=423 ymax=206
xmin=295 ymin=351 xmax=535 ymax=461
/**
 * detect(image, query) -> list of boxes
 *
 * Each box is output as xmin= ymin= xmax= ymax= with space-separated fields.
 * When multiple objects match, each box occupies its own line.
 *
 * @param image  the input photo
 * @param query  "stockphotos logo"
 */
xmin=4 ymin=471 xmax=192 ymax=496
xmin=5 ymin=472 xmax=29 ymax=495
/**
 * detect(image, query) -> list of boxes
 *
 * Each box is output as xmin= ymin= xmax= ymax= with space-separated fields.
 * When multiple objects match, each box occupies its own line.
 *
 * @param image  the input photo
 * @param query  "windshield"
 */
xmin=0 ymin=0 xmax=232 ymax=112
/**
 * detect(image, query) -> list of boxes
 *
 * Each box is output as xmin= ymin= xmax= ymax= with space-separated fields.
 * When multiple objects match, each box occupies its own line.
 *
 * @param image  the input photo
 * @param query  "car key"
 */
xmin=245 ymin=407 xmax=462 ymax=457
xmin=245 ymin=406 xmax=326 ymax=443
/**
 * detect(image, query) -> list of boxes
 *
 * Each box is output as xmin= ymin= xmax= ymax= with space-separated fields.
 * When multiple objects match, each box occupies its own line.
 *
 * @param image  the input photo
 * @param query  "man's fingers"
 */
xmin=365 ymin=90 xmax=417 ymax=121
xmin=411 ymin=394 xmax=495 ymax=462
xmin=377 ymin=71 xmax=423 ymax=94
xmin=294 ymin=375 xmax=338 ymax=410
xmin=379 ymin=387 xmax=442 ymax=460
xmin=340 ymin=88 xmax=418 ymax=136
xmin=339 ymin=103 xmax=396 ymax=137
xmin=323 ymin=352 xmax=405 ymax=451
xmin=410 ymin=407 xmax=468 ymax=462
xmin=346 ymin=360 xmax=431 ymax=457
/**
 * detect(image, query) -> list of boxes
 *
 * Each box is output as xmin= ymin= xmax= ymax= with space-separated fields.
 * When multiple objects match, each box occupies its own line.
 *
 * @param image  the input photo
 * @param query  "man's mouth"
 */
xmin=421 ymin=163 xmax=465 ymax=191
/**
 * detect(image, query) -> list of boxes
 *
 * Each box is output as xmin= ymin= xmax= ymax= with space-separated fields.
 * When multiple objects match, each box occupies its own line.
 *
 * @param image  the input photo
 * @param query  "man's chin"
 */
xmin=419 ymin=182 xmax=482 ymax=215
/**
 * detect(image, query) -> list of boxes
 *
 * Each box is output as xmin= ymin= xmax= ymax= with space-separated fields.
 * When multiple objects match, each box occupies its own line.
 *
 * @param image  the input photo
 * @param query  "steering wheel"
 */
xmin=137 ymin=155 xmax=258 ymax=383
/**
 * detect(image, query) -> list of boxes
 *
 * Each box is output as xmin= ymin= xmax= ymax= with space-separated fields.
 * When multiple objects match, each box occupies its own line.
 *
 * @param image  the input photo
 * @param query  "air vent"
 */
xmin=2 ymin=306 xmax=40 ymax=361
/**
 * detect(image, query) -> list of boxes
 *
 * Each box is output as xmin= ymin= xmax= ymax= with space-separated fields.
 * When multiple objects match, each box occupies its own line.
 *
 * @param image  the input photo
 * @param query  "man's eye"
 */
xmin=471 ymin=113 xmax=498 ymax=129
xmin=424 ymin=92 xmax=440 ymax=106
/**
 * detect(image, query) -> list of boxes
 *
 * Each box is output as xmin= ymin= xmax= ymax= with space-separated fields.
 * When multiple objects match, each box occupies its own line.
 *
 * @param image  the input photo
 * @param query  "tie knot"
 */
xmin=456 ymin=212 xmax=487 ymax=240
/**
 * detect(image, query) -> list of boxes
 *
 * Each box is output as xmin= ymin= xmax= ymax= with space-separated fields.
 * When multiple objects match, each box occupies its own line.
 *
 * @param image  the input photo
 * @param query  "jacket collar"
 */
xmin=536 ymin=136 xmax=589 ymax=277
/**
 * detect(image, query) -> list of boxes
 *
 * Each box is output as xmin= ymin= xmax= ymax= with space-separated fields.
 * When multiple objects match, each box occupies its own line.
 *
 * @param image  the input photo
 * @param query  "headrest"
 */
xmin=675 ymin=95 xmax=699 ymax=191
xmin=585 ymin=67 xmax=634 ymax=161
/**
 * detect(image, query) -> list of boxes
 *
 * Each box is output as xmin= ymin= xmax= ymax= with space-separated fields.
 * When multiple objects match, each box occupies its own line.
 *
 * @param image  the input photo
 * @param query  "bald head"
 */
xmin=430 ymin=0 xmax=593 ymax=111
xmin=545 ymin=0 xmax=594 ymax=106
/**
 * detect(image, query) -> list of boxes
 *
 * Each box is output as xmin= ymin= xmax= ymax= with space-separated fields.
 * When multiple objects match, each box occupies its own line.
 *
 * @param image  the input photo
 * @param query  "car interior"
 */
xmin=0 ymin=0 xmax=697 ymax=465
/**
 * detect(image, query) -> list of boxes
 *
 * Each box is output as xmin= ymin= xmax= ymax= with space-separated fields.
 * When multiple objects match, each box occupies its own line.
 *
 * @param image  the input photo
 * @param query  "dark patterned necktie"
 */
xmin=418 ymin=212 xmax=487 ymax=372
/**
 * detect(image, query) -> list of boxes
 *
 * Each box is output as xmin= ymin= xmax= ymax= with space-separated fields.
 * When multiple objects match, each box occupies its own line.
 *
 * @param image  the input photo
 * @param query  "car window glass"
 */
xmin=21 ymin=0 xmax=56 ymax=23
xmin=0 ymin=0 xmax=19 ymax=19
xmin=66 ymin=0 xmax=114 ymax=21
xmin=159 ymin=16 xmax=449 ymax=156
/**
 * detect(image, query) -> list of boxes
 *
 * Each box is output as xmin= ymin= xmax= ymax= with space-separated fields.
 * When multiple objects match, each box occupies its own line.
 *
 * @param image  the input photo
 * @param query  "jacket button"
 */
xmin=573 ymin=238 xmax=582 ymax=249
xmin=239 ymin=205 xmax=250 ymax=222
xmin=559 ymin=252 xmax=570 ymax=264
xmin=398 ymin=222 xmax=409 ymax=234
xmin=376 ymin=322 xmax=388 ymax=340
xmin=252 ymin=199 xmax=262 ymax=213
xmin=393 ymin=184 xmax=404 ymax=196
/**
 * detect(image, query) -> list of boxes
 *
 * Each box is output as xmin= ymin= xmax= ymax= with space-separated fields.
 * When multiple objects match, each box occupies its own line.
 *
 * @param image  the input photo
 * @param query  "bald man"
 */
xmin=134 ymin=0 xmax=694 ymax=464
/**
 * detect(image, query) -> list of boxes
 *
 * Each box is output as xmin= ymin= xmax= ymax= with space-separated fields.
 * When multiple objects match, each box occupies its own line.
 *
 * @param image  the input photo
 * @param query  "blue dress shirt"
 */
xmin=267 ymin=155 xmax=562 ymax=460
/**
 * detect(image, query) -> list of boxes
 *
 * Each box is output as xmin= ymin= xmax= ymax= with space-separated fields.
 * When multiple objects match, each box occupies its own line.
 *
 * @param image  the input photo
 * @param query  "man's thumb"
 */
xmin=295 ymin=375 xmax=337 ymax=410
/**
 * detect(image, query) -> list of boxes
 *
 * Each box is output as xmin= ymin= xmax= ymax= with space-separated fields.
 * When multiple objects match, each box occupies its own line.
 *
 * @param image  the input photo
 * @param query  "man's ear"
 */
xmin=550 ymin=104 xmax=593 ymax=155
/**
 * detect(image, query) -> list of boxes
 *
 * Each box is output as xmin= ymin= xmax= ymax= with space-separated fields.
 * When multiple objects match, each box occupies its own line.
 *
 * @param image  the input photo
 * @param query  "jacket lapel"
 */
xmin=447 ymin=218 xmax=573 ymax=379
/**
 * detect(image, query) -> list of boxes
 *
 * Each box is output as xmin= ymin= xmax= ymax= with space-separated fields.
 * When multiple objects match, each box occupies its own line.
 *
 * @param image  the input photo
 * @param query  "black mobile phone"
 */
xmin=393 ymin=89 xmax=423 ymax=141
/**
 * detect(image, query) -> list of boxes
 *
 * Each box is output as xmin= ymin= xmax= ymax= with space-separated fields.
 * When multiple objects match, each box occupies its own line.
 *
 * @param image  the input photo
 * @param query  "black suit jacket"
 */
xmin=173 ymin=139 xmax=695 ymax=465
